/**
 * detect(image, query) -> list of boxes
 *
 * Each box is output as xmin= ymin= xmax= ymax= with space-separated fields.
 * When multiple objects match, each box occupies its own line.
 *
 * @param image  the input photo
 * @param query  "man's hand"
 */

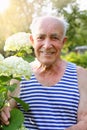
xmin=0 ymin=106 xmax=11 ymax=125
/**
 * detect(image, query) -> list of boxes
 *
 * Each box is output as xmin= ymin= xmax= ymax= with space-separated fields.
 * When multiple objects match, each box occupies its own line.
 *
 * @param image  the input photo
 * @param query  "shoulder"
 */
xmin=77 ymin=66 xmax=87 ymax=92
xmin=77 ymin=65 xmax=87 ymax=73
xmin=77 ymin=66 xmax=87 ymax=85
xmin=77 ymin=66 xmax=87 ymax=102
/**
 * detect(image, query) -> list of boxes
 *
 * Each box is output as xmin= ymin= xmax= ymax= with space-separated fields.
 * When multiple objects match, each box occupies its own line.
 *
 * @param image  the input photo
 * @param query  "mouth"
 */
xmin=40 ymin=49 xmax=56 ymax=55
xmin=40 ymin=51 xmax=55 ymax=56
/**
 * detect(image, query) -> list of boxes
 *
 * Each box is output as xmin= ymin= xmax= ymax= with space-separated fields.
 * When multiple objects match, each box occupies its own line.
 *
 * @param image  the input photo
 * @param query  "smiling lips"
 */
xmin=40 ymin=49 xmax=56 ymax=55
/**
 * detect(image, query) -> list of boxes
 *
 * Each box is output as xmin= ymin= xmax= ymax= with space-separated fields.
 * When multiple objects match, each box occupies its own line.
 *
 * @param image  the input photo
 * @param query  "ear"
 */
xmin=29 ymin=34 xmax=34 ymax=45
xmin=62 ymin=37 xmax=67 ymax=45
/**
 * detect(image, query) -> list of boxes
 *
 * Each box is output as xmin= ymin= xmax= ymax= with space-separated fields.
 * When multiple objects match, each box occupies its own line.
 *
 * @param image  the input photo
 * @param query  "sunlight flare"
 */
xmin=0 ymin=0 xmax=10 ymax=13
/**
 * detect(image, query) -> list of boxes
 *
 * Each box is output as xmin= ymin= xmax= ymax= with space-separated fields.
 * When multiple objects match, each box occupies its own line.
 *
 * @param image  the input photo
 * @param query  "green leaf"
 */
xmin=0 ymin=87 xmax=7 ymax=109
xmin=6 ymin=84 xmax=17 ymax=92
xmin=3 ymin=108 xmax=24 ymax=130
xmin=12 ymin=97 xmax=29 ymax=111
xmin=16 ymin=124 xmax=28 ymax=130
xmin=0 ymin=76 xmax=11 ymax=82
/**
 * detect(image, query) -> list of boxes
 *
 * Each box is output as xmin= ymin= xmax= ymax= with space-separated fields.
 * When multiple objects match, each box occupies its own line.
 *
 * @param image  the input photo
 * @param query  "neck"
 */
xmin=34 ymin=59 xmax=66 ymax=74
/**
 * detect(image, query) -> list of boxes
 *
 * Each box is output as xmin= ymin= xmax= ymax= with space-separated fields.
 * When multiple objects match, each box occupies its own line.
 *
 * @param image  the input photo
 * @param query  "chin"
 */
xmin=41 ymin=60 xmax=54 ymax=66
xmin=38 ymin=57 xmax=55 ymax=64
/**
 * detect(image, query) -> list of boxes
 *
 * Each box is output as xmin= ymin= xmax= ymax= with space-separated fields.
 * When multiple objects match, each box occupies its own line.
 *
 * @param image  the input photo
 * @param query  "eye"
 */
xmin=51 ymin=36 xmax=59 ymax=40
xmin=38 ymin=36 xmax=43 ymax=40
xmin=37 ymin=35 xmax=45 ymax=41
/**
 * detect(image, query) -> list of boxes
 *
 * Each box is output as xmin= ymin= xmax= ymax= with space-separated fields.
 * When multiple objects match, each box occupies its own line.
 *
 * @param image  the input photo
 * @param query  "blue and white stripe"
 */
xmin=18 ymin=62 xmax=80 ymax=130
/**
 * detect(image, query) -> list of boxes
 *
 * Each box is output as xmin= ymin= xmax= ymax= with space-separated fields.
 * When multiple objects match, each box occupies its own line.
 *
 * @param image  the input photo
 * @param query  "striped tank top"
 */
xmin=18 ymin=62 xmax=80 ymax=130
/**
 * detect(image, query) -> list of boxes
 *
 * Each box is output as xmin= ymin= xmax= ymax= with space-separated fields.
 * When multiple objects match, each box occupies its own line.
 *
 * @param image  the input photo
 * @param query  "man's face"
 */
xmin=31 ymin=18 xmax=66 ymax=66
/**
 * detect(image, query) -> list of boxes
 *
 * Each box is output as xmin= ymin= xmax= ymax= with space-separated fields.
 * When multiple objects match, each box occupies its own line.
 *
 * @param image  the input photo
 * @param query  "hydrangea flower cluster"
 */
xmin=0 ymin=53 xmax=4 ymax=61
xmin=0 ymin=55 xmax=31 ymax=130
xmin=4 ymin=32 xmax=31 ymax=51
xmin=0 ymin=32 xmax=32 ymax=130
xmin=0 ymin=55 xmax=32 ymax=79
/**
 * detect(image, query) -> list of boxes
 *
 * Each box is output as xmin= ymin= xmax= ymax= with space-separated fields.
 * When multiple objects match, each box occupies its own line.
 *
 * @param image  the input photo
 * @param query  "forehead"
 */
xmin=32 ymin=17 xmax=64 ymax=36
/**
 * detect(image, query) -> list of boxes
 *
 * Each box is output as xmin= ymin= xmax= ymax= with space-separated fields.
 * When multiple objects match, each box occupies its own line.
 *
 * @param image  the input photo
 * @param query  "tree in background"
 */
xmin=60 ymin=4 xmax=87 ymax=52
xmin=51 ymin=0 xmax=75 ymax=9
xmin=0 ymin=0 xmax=87 ymax=56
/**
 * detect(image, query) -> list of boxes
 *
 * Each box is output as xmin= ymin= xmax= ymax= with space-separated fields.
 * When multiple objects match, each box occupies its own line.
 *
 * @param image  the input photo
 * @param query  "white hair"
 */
xmin=30 ymin=15 xmax=69 ymax=38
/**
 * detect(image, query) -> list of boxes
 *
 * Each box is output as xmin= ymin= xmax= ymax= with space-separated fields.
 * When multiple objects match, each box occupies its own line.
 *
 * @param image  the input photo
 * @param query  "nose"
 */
xmin=43 ymin=38 xmax=52 ymax=49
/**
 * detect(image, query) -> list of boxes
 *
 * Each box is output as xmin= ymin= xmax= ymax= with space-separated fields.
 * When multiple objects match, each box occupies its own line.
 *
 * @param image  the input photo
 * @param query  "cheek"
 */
xmin=55 ymin=44 xmax=62 ymax=50
xmin=33 ymin=43 xmax=40 ymax=55
xmin=56 ymin=42 xmax=64 ymax=49
xmin=33 ymin=41 xmax=42 ymax=50
xmin=33 ymin=44 xmax=39 ymax=51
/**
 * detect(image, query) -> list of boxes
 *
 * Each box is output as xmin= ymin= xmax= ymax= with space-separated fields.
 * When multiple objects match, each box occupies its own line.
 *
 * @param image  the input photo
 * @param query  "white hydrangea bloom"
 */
xmin=4 ymin=32 xmax=32 ymax=51
xmin=0 ymin=56 xmax=32 ymax=79
xmin=0 ymin=54 xmax=4 ymax=61
xmin=0 ymin=61 xmax=8 ymax=74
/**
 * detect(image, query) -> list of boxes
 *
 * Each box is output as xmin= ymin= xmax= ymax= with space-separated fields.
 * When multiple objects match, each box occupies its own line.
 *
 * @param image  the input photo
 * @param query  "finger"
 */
xmin=0 ymin=107 xmax=11 ymax=125
xmin=3 ymin=107 xmax=11 ymax=119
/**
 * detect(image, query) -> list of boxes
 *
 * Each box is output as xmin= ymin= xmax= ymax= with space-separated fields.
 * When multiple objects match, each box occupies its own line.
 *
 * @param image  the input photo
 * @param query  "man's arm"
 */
xmin=9 ymin=79 xmax=20 ymax=108
xmin=66 ymin=66 xmax=87 ymax=130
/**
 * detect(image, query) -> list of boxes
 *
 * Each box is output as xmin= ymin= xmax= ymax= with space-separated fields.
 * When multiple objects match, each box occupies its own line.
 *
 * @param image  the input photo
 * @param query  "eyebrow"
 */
xmin=35 ymin=33 xmax=45 ymax=36
xmin=50 ymin=33 xmax=62 ymax=38
xmin=35 ymin=33 xmax=62 ymax=39
xmin=36 ymin=33 xmax=59 ymax=36
xmin=50 ymin=33 xmax=59 ymax=36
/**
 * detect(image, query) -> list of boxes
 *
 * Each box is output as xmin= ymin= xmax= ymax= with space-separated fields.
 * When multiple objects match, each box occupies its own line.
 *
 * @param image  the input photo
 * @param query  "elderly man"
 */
xmin=1 ymin=16 xmax=87 ymax=130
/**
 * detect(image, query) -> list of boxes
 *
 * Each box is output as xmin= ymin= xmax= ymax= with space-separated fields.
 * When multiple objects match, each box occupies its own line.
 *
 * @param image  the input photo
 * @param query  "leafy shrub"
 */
xmin=62 ymin=51 xmax=87 ymax=68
